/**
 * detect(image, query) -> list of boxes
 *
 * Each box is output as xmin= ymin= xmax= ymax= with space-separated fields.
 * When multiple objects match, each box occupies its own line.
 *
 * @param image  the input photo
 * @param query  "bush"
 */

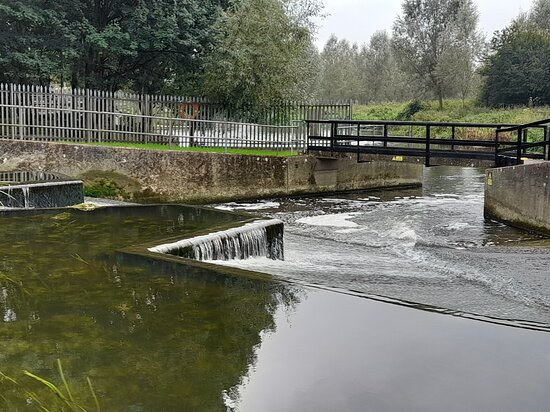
xmin=397 ymin=100 xmax=427 ymax=120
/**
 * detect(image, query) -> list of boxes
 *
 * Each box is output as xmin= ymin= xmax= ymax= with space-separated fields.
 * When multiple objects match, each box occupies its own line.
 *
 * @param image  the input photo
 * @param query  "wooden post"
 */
xmin=383 ymin=124 xmax=388 ymax=148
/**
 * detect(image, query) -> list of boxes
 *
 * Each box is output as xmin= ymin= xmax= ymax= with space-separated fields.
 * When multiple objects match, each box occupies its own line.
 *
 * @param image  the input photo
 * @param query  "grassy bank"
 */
xmin=84 ymin=141 xmax=297 ymax=157
xmin=353 ymin=99 xmax=550 ymax=125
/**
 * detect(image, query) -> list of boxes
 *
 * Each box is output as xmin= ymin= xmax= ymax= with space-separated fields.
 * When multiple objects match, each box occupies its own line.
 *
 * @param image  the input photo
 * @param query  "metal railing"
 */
xmin=306 ymin=119 xmax=550 ymax=166
xmin=495 ymin=118 xmax=550 ymax=166
xmin=0 ymin=103 xmax=306 ymax=152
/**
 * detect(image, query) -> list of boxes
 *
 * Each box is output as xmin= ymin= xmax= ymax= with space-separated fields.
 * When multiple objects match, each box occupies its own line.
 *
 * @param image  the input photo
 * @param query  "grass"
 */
xmin=352 ymin=99 xmax=550 ymax=142
xmin=84 ymin=141 xmax=298 ymax=157
xmin=0 ymin=359 xmax=100 ymax=411
xmin=353 ymin=99 xmax=550 ymax=125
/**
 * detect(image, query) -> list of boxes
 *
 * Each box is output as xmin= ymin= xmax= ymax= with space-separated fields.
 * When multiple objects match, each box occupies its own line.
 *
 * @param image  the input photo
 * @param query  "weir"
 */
xmin=0 ymin=171 xmax=84 ymax=208
xmin=149 ymin=219 xmax=284 ymax=261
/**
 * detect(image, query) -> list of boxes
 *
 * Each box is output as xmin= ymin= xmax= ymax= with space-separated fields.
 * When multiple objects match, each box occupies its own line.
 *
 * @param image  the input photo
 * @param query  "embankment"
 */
xmin=0 ymin=140 xmax=422 ymax=203
xmin=485 ymin=162 xmax=550 ymax=235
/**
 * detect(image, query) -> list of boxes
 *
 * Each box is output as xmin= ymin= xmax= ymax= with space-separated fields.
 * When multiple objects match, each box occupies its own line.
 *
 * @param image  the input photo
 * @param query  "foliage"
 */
xmin=392 ymin=0 xmax=483 ymax=109
xmin=480 ymin=23 xmax=550 ymax=107
xmin=0 ymin=0 xmax=232 ymax=93
xmin=397 ymin=99 xmax=427 ymax=120
xmin=201 ymin=0 xmax=322 ymax=119
xmin=317 ymin=32 xmax=416 ymax=103
xmin=530 ymin=0 xmax=550 ymax=30
xmin=84 ymin=178 xmax=128 ymax=199
xmin=0 ymin=359 xmax=100 ymax=411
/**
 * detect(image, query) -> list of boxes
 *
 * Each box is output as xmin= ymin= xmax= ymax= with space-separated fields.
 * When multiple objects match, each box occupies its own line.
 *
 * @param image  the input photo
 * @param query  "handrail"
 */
xmin=306 ymin=118 xmax=550 ymax=166
xmin=496 ymin=118 xmax=550 ymax=133
xmin=306 ymin=119 xmax=523 ymax=128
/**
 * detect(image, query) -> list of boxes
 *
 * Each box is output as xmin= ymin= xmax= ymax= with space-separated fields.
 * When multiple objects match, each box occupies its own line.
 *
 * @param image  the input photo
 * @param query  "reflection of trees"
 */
xmin=0 ymin=206 xmax=300 ymax=411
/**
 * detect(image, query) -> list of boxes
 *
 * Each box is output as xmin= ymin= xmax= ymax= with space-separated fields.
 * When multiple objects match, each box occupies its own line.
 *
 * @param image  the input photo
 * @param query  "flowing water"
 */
xmin=1 ymin=170 xmax=550 ymax=411
xmin=215 ymin=166 xmax=550 ymax=324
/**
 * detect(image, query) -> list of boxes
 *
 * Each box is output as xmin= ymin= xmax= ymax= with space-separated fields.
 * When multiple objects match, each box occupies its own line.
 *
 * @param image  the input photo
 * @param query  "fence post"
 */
xmin=330 ymin=121 xmax=336 ymax=156
xmin=494 ymin=127 xmax=500 ymax=167
xmin=383 ymin=124 xmax=388 ymax=148
xmin=425 ymin=125 xmax=431 ymax=167
xmin=517 ymin=128 xmax=522 ymax=164
xmin=451 ymin=126 xmax=455 ymax=151
xmin=545 ymin=126 xmax=549 ymax=161
xmin=522 ymin=128 xmax=528 ymax=155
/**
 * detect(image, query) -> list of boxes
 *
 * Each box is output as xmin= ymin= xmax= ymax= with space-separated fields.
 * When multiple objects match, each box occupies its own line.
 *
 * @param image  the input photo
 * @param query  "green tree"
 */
xmin=480 ymin=23 xmax=550 ymax=106
xmin=201 ymin=0 xmax=322 ymax=116
xmin=0 ymin=0 xmax=232 ymax=93
xmin=392 ymin=0 xmax=482 ymax=109
xmin=530 ymin=0 xmax=550 ymax=30
xmin=0 ymin=0 xmax=70 ymax=84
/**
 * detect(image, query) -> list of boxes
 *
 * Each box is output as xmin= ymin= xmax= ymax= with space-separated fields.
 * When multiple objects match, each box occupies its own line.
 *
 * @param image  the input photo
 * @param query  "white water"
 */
xmin=149 ymin=219 xmax=284 ymax=261
xmin=213 ymin=167 xmax=550 ymax=324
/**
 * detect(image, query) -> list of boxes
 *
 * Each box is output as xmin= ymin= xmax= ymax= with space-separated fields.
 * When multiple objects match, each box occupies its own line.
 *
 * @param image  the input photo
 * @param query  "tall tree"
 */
xmin=392 ymin=0 xmax=482 ymax=109
xmin=0 ymin=0 xmax=232 ymax=93
xmin=201 ymin=0 xmax=322 ymax=115
xmin=530 ymin=0 xmax=550 ymax=30
xmin=480 ymin=22 xmax=550 ymax=106
xmin=0 ymin=0 xmax=70 ymax=84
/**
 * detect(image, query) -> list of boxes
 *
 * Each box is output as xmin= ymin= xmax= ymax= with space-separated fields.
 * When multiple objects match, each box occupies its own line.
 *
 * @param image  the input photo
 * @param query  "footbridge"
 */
xmin=306 ymin=118 xmax=550 ymax=167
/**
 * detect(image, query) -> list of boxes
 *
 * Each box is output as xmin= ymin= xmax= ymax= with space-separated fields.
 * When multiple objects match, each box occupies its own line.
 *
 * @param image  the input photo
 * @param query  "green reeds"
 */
xmin=0 ymin=359 xmax=101 ymax=412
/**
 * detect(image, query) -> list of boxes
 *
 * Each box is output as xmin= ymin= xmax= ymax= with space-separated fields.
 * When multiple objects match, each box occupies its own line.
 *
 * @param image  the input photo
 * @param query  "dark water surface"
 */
xmin=1 ymin=180 xmax=550 ymax=411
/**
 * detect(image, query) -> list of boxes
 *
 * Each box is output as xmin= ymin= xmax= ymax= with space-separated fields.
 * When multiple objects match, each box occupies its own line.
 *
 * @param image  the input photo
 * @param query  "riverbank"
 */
xmin=0 ymin=139 xmax=422 ymax=203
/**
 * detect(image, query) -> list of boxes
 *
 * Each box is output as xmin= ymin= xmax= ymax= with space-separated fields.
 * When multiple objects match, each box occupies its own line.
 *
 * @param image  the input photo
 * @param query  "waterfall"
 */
xmin=149 ymin=219 xmax=284 ymax=261
xmin=22 ymin=187 xmax=29 ymax=208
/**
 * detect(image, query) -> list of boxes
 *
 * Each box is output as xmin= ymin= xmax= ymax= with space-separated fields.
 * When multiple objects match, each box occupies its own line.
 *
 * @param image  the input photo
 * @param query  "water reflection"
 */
xmin=0 ymin=205 xmax=299 ymax=411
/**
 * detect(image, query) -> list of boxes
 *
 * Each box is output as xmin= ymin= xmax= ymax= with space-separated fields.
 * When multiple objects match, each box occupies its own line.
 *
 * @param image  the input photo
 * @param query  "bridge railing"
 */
xmin=306 ymin=119 xmax=549 ymax=166
xmin=495 ymin=118 xmax=550 ymax=165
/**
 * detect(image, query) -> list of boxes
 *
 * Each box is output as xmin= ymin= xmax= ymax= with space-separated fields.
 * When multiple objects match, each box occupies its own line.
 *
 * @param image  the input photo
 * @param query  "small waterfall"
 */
xmin=22 ymin=187 xmax=29 ymax=208
xmin=149 ymin=219 xmax=284 ymax=261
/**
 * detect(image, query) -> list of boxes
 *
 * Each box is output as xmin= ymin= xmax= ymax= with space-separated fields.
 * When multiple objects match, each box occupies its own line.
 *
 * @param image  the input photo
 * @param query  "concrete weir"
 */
xmin=0 ymin=140 xmax=423 ymax=203
xmin=149 ymin=219 xmax=284 ymax=261
xmin=0 ymin=170 xmax=84 ymax=208
xmin=485 ymin=162 xmax=550 ymax=235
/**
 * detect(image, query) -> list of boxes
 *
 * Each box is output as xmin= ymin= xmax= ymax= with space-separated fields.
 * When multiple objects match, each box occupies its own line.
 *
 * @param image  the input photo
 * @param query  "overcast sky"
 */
xmin=314 ymin=0 xmax=534 ymax=49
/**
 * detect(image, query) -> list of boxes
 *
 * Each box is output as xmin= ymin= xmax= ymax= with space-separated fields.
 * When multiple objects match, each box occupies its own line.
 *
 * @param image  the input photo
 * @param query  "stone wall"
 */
xmin=0 ymin=140 xmax=423 ymax=203
xmin=485 ymin=162 xmax=550 ymax=235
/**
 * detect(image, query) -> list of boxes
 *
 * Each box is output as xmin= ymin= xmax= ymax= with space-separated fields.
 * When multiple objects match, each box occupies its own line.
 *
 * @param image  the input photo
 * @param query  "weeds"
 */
xmin=0 ymin=359 xmax=100 ymax=412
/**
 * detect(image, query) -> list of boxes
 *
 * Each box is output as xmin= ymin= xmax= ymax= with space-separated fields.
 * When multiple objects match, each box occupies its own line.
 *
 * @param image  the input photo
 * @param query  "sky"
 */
xmin=314 ymin=0 xmax=535 ymax=49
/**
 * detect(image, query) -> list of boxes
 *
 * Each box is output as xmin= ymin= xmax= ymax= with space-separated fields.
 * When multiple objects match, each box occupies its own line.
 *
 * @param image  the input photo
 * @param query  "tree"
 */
xmin=480 ymin=23 xmax=550 ymax=106
xmin=530 ymin=0 xmax=550 ymax=30
xmin=0 ymin=0 xmax=71 ymax=84
xmin=0 ymin=0 xmax=232 ymax=93
xmin=201 ymin=0 xmax=322 ymax=116
xmin=392 ymin=0 xmax=482 ymax=109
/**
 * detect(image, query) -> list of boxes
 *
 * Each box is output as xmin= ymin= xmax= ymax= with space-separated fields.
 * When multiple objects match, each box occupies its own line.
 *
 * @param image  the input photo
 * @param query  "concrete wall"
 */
xmin=485 ymin=162 xmax=550 ymax=235
xmin=0 ymin=140 xmax=422 ymax=203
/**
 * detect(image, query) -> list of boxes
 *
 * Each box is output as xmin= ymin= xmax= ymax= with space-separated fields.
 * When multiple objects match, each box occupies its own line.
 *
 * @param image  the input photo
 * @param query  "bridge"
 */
xmin=305 ymin=118 xmax=550 ymax=167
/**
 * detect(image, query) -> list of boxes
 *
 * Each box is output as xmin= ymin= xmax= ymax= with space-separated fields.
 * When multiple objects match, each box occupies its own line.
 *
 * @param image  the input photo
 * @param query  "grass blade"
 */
xmin=57 ymin=359 xmax=75 ymax=403
xmin=87 ymin=377 xmax=100 ymax=412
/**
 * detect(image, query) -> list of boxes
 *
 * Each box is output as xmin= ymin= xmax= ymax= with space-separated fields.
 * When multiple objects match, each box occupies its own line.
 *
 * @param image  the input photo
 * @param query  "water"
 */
xmin=149 ymin=219 xmax=284 ymax=261
xmin=1 ymin=192 xmax=550 ymax=411
xmin=215 ymin=166 xmax=550 ymax=324
xmin=0 ymin=206 xmax=294 ymax=411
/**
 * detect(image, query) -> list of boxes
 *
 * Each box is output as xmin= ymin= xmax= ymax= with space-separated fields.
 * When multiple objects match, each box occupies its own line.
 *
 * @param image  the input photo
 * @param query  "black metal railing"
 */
xmin=495 ymin=118 xmax=550 ymax=166
xmin=305 ymin=119 xmax=550 ymax=167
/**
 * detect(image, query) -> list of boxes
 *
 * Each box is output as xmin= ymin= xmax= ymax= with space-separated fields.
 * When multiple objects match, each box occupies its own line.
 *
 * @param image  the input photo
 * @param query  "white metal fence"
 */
xmin=0 ymin=83 xmax=314 ymax=151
